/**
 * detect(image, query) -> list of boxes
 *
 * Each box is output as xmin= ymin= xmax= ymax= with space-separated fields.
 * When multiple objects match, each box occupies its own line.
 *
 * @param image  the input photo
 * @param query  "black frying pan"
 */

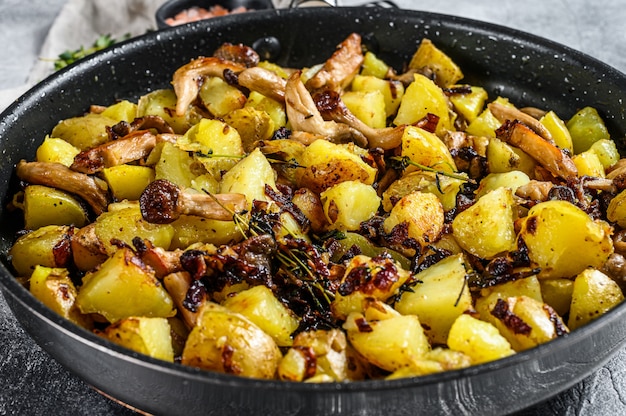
xmin=2 ymin=7 xmax=626 ymax=416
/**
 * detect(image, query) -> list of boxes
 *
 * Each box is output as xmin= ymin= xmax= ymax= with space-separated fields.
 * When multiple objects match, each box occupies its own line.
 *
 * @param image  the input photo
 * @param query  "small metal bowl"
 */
xmin=155 ymin=0 xmax=275 ymax=29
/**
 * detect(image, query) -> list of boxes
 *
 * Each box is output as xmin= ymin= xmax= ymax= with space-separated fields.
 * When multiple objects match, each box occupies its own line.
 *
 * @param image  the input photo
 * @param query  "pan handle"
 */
xmin=288 ymin=0 xmax=336 ymax=6
xmin=360 ymin=1 xmax=399 ymax=7
xmin=288 ymin=0 xmax=398 ymax=8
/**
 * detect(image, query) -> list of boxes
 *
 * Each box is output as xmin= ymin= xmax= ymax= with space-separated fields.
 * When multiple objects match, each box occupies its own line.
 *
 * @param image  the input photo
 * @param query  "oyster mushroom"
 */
xmin=386 ymin=68 xmax=421 ymax=87
xmin=606 ymin=160 xmax=626 ymax=191
xmin=172 ymin=56 xmax=246 ymax=116
xmin=237 ymin=66 xmax=287 ymax=103
xmin=71 ymin=130 xmax=157 ymax=174
xmin=213 ymin=42 xmax=260 ymax=68
xmin=285 ymin=71 xmax=367 ymax=146
xmin=313 ymin=89 xmax=405 ymax=150
xmin=584 ymin=177 xmax=616 ymax=193
xmin=489 ymin=101 xmax=554 ymax=143
xmin=306 ymin=33 xmax=364 ymax=92
xmin=496 ymin=119 xmax=577 ymax=179
xmin=163 ymin=271 xmax=205 ymax=328
xmin=515 ymin=180 xmax=554 ymax=201
xmin=16 ymin=160 xmax=109 ymax=215
xmin=603 ymin=253 xmax=626 ymax=282
xmin=139 ymin=179 xmax=246 ymax=224
xmin=108 ymin=115 xmax=174 ymax=140
xmin=131 ymin=115 xmax=176 ymax=134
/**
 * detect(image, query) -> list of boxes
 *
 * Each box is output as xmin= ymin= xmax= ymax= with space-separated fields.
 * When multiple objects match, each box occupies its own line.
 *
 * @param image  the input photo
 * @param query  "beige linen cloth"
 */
xmin=0 ymin=0 xmax=164 ymax=112
xmin=26 ymin=0 xmax=325 ymax=87
xmin=0 ymin=0 xmax=325 ymax=111
xmin=28 ymin=0 xmax=165 ymax=85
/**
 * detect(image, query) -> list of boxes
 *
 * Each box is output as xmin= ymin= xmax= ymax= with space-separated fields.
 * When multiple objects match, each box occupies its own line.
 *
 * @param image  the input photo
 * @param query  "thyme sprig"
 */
xmin=194 ymin=150 xmax=305 ymax=169
xmin=194 ymin=150 xmax=245 ymax=160
xmin=275 ymin=246 xmax=335 ymax=310
xmin=204 ymin=188 xmax=334 ymax=311
xmin=389 ymin=156 xmax=475 ymax=184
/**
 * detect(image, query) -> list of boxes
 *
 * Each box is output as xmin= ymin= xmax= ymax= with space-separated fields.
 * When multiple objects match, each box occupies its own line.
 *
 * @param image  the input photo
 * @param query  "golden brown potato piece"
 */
xmin=447 ymin=313 xmax=515 ymax=364
xmin=321 ymin=180 xmax=381 ymax=231
xmin=395 ymin=254 xmax=472 ymax=345
xmin=10 ymin=225 xmax=73 ymax=277
xmin=408 ymin=38 xmax=464 ymax=88
xmin=76 ymin=247 xmax=176 ymax=323
xmin=383 ymin=190 xmax=445 ymax=248
xmin=344 ymin=308 xmax=430 ymax=372
xmin=278 ymin=329 xmax=369 ymax=382
xmin=568 ymin=268 xmax=624 ymax=330
xmin=70 ymin=223 xmax=108 ymax=272
xmin=477 ymin=294 xmax=568 ymax=352
xmin=101 ymin=316 xmax=174 ymax=362
xmin=517 ymin=200 xmax=613 ymax=278
xmin=181 ymin=308 xmax=282 ymax=379
xmin=294 ymin=139 xmax=376 ymax=194
xmin=452 ymin=187 xmax=517 ymax=259
xmin=222 ymin=285 xmax=299 ymax=347
xmin=29 ymin=265 xmax=92 ymax=328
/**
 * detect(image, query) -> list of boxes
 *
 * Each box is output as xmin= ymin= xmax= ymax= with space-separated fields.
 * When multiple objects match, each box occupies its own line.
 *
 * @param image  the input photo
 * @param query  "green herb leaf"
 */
xmin=54 ymin=33 xmax=129 ymax=71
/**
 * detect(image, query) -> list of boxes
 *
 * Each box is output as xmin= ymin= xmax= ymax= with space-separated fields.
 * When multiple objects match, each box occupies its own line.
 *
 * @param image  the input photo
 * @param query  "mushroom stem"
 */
xmin=16 ymin=160 xmax=109 ymax=215
xmin=172 ymin=56 xmax=245 ymax=116
xmin=285 ymin=71 xmax=366 ymax=146
xmin=515 ymin=180 xmax=554 ymax=201
xmin=314 ymin=89 xmax=405 ymax=150
xmin=139 ymin=179 xmax=246 ymax=224
xmin=163 ymin=271 xmax=204 ymax=329
xmin=305 ymin=33 xmax=364 ymax=92
xmin=584 ymin=177 xmax=616 ymax=193
xmin=496 ymin=120 xmax=577 ymax=179
xmin=237 ymin=67 xmax=286 ymax=103
xmin=71 ymin=130 xmax=157 ymax=174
